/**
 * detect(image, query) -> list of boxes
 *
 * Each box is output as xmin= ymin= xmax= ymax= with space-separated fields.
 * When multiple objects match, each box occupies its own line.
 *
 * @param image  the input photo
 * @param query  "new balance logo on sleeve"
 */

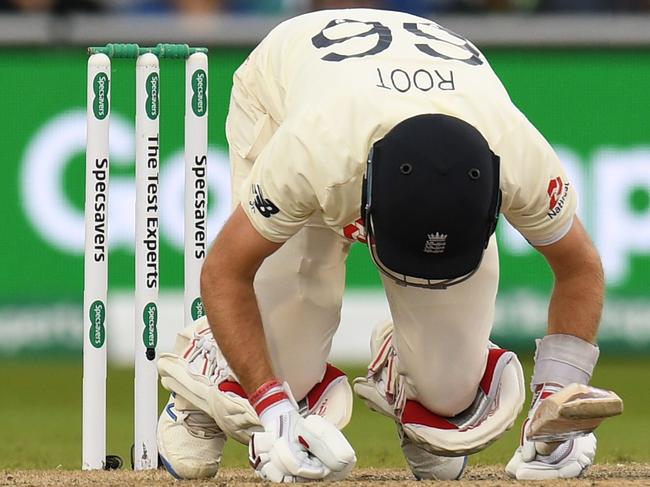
xmin=250 ymin=184 xmax=279 ymax=218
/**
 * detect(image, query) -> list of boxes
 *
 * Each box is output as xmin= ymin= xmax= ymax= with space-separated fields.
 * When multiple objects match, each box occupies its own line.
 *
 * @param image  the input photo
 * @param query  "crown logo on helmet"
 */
xmin=424 ymin=232 xmax=447 ymax=254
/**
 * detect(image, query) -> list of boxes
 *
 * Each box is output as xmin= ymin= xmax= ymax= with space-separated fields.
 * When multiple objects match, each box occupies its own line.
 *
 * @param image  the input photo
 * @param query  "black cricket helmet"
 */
xmin=361 ymin=114 xmax=501 ymax=289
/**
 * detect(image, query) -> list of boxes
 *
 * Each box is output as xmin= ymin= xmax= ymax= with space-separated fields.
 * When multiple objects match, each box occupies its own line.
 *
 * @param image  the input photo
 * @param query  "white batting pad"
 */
xmin=400 ymin=348 xmax=525 ymax=456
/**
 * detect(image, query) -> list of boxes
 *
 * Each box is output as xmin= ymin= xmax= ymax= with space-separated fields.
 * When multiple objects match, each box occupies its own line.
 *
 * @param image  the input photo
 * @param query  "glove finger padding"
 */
xmin=504 ymin=446 xmax=523 ymax=478
xmin=249 ymin=431 xmax=329 ymax=482
xmin=514 ymin=434 xmax=597 ymax=480
xmin=295 ymin=415 xmax=357 ymax=473
xmin=249 ymin=402 xmax=356 ymax=483
xmin=271 ymin=438 xmax=330 ymax=480
xmin=250 ymin=433 xmax=291 ymax=483
xmin=506 ymin=405 xmax=597 ymax=481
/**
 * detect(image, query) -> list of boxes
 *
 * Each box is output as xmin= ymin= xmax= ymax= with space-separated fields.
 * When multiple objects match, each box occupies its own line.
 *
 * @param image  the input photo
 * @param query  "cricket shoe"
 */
xmin=398 ymin=423 xmax=468 ymax=480
xmin=158 ymin=393 xmax=226 ymax=479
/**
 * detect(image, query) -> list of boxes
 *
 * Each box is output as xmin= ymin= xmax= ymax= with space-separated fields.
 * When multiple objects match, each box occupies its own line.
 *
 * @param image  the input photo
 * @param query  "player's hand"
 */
xmin=506 ymin=432 xmax=596 ymax=480
xmin=506 ymin=384 xmax=596 ymax=480
xmin=248 ymin=381 xmax=356 ymax=483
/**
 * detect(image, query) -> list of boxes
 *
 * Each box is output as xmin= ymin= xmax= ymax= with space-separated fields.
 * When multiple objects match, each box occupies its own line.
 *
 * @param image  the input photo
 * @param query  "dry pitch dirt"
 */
xmin=3 ymin=465 xmax=650 ymax=486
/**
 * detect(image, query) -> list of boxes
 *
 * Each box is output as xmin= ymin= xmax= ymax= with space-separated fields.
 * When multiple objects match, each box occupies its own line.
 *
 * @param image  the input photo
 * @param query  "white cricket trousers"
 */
xmin=226 ymin=78 xmax=499 ymax=418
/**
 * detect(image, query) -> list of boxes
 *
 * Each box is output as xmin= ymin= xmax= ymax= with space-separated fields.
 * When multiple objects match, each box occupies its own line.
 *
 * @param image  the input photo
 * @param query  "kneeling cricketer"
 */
xmin=155 ymin=7 xmax=622 ymax=482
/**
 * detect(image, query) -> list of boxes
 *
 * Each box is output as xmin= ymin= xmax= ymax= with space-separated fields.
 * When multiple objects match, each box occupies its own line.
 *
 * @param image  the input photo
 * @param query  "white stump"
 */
xmin=184 ymin=52 xmax=209 ymax=327
xmin=83 ymin=53 xmax=111 ymax=470
xmin=134 ymin=52 xmax=160 ymax=471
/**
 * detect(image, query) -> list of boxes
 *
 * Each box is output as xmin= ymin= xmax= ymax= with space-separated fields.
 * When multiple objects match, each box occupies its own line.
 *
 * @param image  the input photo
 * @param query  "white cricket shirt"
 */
xmin=231 ymin=8 xmax=576 ymax=246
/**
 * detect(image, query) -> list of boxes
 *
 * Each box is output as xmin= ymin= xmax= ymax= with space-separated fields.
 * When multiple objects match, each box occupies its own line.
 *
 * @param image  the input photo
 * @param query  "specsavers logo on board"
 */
xmin=20 ymin=109 xmax=231 ymax=260
xmin=498 ymin=146 xmax=650 ymax=286
xmin=15 ymin=111 xmax=650 ymax=291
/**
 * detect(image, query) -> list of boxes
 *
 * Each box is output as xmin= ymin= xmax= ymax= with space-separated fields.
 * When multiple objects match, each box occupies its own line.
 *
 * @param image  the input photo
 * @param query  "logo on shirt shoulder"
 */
xmin=547 ymin=176 xmax=570 ymax=219
xmin=250 ymin=184 xmax=279 ymax=218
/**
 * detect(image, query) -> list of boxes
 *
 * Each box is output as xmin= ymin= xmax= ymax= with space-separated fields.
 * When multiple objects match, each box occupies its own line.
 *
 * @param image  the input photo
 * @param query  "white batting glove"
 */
xmin=506 ymin=384 xmax=597 ymax=480
xmin=248 ymin=380 xmax=356 ymax=483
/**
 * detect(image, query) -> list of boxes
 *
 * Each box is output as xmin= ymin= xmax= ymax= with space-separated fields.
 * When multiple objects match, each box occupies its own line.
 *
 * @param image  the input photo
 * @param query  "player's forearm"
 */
xmin=546 ymin=250 xmax=604 ymax=343
xmin=201 ymin=272 xmax=275 ymax=395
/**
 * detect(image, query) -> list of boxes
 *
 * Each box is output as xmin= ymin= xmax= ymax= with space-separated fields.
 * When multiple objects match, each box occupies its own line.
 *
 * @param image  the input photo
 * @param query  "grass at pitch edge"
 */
xmin=1 ymin=356 xmax=649 ymax=471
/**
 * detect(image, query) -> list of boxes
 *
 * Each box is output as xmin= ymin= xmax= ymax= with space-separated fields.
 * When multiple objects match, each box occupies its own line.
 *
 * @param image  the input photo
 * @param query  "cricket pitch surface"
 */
xmin=3 ymin=465 xmax=650 ymax=486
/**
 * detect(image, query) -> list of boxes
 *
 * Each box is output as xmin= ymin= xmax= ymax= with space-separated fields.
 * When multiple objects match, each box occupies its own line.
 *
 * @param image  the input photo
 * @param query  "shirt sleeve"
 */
xmin=239 ymin=123 xmax=320 ymax=242
xmin=497 ymin=119 xmax=577 ymax=246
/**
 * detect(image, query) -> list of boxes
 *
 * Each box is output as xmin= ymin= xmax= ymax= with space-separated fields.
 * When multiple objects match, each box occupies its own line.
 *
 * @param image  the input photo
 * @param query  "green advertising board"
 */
xmin=1 ymin=47 xmax=649 ymax=358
